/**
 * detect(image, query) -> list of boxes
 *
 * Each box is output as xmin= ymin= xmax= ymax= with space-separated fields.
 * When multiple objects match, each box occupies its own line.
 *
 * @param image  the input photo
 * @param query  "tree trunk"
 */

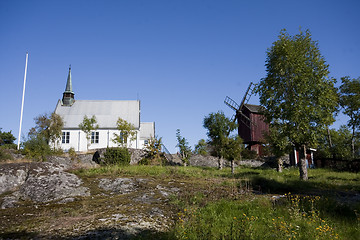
xmin=299 ymin=145 xmax=308 ymax=181
xmin=327 ymin=127 xmax=335 ymax=158
xmin=231 ymin=160 xmax=235 ymax=175
xmin=352 ymin=126 xmax=355 ymax=159
xmin=276 ymin=157 xmax=282 ymax=172
xmin=218 ymin=157 xmax=223 ymax=170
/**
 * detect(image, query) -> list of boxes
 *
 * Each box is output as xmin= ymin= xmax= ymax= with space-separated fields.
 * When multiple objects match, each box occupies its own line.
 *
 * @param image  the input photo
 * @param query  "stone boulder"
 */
xmin=0 ymin=162 xmax=89 ymax=208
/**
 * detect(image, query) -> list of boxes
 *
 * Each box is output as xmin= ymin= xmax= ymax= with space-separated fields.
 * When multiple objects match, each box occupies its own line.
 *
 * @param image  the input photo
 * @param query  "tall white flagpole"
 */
xmin=17 ymin=52 xmax=29 ymax=150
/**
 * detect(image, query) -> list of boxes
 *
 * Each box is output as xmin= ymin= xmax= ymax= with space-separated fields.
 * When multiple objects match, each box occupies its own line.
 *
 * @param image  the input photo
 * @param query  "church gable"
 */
xmin=53 ymin=67 xmax=154 ymax=152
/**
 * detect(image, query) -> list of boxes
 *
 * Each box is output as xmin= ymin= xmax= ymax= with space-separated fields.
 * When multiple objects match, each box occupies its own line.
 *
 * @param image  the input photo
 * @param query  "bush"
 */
xmin=22 ymin=137 xmax=51 ymax=161
xmin=242 ymin=148 xmax=258 ymax=159
xmin=0 ymin=148 xmax=13 ymax=162
xmin=138 ymin=153 xmax=166 ymax=166
xmin=103 ymin=147 xmax=131 ymax=166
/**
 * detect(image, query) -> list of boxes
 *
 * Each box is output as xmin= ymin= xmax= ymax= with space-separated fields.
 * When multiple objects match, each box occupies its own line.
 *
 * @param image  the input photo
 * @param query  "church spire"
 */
xmin=62 ymin=65 xmax=75 ymax=106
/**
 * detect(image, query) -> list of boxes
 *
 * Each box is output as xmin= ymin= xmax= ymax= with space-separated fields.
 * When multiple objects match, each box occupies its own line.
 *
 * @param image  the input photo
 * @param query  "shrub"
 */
xmin=22 ymin=137 xmax=51 ymax=161
xmin=68 ymin=147 xmax=77 ymax=161
xmin=138 ymin=154 xmax=166 ymax=166
xmin=242 ymin=148 xmax=258 ymax=159
xmin=0 ymin=148 xmax=13 ymax=162
xmin=103 ymin=147 xmax=131 ymax=166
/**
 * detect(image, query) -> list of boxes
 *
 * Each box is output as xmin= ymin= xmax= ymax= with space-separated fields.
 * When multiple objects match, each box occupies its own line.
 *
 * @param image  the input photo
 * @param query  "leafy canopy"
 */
xmin=203 ymin=111 xmax=238 ymax=159
xmin=112 ymin=118 xmax=137 ymax=147
xmin=339 ymin=76 xmax=360 ymax=157
xmin=78 ymin=115 xmax=99 ymax=149
xmin=194 ymin=139 xmax=208 ymax=156
xmin=256 ymin=29 xmax=338 ymax=149
xmin=144 ymin=136 xmax=163 ymax=160
xmin=0 ymin=129 xmax=16 ymax=146
xmin=29 ymin=112 xmax=64 ymax=146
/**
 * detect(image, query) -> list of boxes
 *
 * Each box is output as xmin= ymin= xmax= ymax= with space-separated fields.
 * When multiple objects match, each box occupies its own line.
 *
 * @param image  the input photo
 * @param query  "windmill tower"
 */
xmin=224 ymin=82 xmax=269 ymax=155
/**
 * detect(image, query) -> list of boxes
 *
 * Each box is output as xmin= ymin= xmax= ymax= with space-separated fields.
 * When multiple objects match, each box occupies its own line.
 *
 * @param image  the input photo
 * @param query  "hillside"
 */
xmin=0 ymin=154 xmax=359 ymax=239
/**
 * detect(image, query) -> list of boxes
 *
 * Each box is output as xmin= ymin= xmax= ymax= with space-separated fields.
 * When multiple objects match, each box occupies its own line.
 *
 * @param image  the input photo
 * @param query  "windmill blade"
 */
xmin=229 ymin=114 xmax=236 ymax=123
xmin=224 ymin=96 xmax=239 ymax=112
xmin=238 ymin=82 xmax=253 ymax=112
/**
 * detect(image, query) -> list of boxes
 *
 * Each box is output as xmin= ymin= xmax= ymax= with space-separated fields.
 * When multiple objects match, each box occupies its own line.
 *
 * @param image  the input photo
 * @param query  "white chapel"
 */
xmin=54 ymin=66 xmax=155 ymax=152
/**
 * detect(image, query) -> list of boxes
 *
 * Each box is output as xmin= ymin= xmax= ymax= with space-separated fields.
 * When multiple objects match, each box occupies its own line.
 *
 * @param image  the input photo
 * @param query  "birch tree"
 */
xmin=112 ymin=118 xmax=137 ymax=148
xmin=79 ymin=115 xmax=99 ymax=151
xmin=256 ymin=29 xmax=338 ymax=180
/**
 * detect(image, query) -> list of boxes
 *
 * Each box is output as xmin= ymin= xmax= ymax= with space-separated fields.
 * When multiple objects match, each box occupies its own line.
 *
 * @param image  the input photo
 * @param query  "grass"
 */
xmin=74 ymin=165 xmax=359 ymax=193
xmin=2 ymin=163 xmax=359 ymax=239
xmin=171 ymin=194 xmax=359 ymax=240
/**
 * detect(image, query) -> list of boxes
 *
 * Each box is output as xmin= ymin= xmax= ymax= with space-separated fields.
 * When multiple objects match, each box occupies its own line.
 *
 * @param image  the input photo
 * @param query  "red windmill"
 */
xmin=224 ymin=82 xmax=269 ymax=155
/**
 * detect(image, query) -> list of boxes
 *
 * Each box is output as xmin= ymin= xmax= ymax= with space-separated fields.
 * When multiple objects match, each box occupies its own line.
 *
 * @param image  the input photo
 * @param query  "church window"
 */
xmin=91 ymin=132 xmax=99 ymax=144
xmin=62 ymin=132 xmax=70 ymax=144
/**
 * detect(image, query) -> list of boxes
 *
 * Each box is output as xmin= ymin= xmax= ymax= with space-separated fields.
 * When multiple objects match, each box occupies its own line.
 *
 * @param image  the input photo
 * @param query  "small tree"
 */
xmin=112 ymin=118 xmax=137 ymax=148
xmin=78 ymin=115 xmax=99 ymax=151
xmin=28 ymin=112 xmax=64 ymax=150
xmin=144 ymin=136 xmax=163 ymax=160
xmin=176 ymin=129 xmax=192 ymax=166
xmin=339 ymin=76 xmax=360 ymax=158
xmin=222 ymin=136 xmax=243 ymax=175
xmin=194 ymin=139 xmax=208 ymax=156
xmin=203 ymin=111 xmax=237 ymax=169
xmin=0 ymin=129 xmax=16 ymax=146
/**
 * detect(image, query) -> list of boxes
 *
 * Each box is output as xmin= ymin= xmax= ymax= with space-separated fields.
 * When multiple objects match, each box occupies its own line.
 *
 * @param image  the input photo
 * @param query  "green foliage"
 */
xmin=112 ymin=118 xmax=137 ymax=147
xmin=193 ymin=139 xmax=208 ymax=156
xmin=176 ymin=129 xmax=192 ymax=165
xmin=256 ymin=29 xmax=338 ymax=148
xmin=317 ymin=125 xmax=358 ymax=159
xmin=222 ymin=136 xmax=243 ymax=161
xmin=339 ymin=76 xmax=360 ymax=157
xmin=22 ymin=136 xmax=51 ymax=161
xmin=78 ymin=115 xmax=99 ymax=150
xmin=203 ymin=111 xmax=238 ymax=158
xmin=29 ymin=112 xmax=64 ymax=148
xmin=103 ymin=147 xmax=131 ymax=166
xmin=0 ymin=128 xmax=16 ymax=146
xmin=68 ymin=147 xmax=77 ymax=160
xmin=0 ymin=148 xmax=13 ymax=162
xmin=241 ymin=148 xmax=258 ymax=159
xmin=256 ymin=29 xmax=338 ymax=180
xmin=141 ymin=136 xmax=164 ymax=165
xmin=264 ymin=124 xmax=291 ymax=171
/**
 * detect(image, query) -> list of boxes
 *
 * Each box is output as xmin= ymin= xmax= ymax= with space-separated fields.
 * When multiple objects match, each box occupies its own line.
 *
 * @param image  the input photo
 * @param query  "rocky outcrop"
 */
xmin=0 ymin=162 xmax=89 ymax=208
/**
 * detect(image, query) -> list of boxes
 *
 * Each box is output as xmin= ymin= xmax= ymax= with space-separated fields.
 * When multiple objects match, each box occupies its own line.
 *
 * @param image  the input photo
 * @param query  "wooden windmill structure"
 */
xmin=224 ymin=82 xmax=269 ymax=155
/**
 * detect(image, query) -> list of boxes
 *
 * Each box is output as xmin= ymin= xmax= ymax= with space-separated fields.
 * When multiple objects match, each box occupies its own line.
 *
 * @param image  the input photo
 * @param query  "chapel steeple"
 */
xmin=62 ymin=65 xmax=75 ymax=106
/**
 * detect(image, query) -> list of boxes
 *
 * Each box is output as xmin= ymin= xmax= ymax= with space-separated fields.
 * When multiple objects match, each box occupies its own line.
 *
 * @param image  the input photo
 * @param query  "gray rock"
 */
xmin=1 ymin=192 xmax=21 ymax=209
xmin=0 ymin=163 xmax=29 ymax=194
xmin=189 ymin=155 xmax=225 ymax=167
xmin=0 ymin=162 xmax=89 ymax=206
xmin=98 ymin=178 xmax=136 ymax=194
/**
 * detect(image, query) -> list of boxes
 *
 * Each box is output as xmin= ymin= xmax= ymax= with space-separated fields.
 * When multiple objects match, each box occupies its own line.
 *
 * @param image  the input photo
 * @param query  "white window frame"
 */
xmin=91 ymin=131 xmax=99 ymax=144
xmin=62 ymin=132 xmax=70 ymax=144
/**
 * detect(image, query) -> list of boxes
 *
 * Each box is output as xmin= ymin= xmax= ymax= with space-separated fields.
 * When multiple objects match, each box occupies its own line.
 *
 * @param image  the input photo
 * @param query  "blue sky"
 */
xmin=1 ymin=0 xmax=359 ymax=153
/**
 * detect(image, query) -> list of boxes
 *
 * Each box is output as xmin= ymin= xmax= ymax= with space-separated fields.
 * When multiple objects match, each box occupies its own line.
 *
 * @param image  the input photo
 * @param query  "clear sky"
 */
xmin=1 ymin=0 xmax=359 ymax=153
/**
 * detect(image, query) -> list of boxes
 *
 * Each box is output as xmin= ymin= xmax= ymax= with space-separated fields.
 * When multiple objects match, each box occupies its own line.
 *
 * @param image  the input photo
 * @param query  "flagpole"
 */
xmin=17 ymin=52 xmax=28 ymax=150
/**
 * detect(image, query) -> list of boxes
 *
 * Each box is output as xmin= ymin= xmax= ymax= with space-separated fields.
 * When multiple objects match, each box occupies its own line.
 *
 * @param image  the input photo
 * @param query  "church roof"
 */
xmin=140 ymin=122 xmax=155 ymax=140
xmin=55 ymin=100 xmax=140 ymax=129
